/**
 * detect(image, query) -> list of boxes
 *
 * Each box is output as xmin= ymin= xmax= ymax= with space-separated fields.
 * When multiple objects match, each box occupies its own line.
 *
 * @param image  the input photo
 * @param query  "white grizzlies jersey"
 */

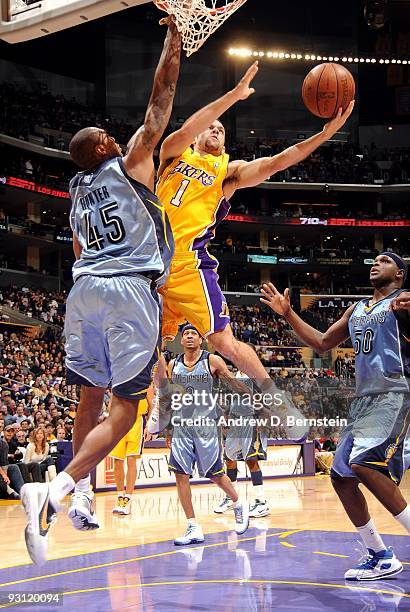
xmin=171 ymin=351 xmax=217 ymax=419
xmin=69 ymin=157 xmax=174 ymax=284
xmin=349 ymin=289 xmax=410 ymax=396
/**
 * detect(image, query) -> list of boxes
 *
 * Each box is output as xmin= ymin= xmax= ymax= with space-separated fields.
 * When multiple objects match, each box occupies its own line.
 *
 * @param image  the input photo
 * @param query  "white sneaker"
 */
xmin=20 ymin=482 xmax=57 ymax=566
xmin=344 ymin=547 xmax=403 ymax=581
xmin=249 ymin=499 xmax=270 ymax=518
xmin=67 ymin=490 xmax=99 ymax=531
xmin=213 ymin=496 xmax=234 ymax=514
xmin=174 ymin=523 xmax=205 ymax=546
xmin=233 ymin=501 xmax=249 ymax=535
xmin=116 ymin=495 xmax=132 ymax=516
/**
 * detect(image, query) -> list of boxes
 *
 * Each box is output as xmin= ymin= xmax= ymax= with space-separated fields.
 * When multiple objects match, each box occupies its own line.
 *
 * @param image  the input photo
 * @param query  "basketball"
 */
xmin=302 ymin=63 xmax=355 ymax=119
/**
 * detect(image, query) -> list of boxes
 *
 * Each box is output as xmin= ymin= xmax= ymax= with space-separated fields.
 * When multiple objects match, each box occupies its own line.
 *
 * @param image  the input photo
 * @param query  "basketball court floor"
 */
xmin=0 ymin=474 xmax=409 ymax=610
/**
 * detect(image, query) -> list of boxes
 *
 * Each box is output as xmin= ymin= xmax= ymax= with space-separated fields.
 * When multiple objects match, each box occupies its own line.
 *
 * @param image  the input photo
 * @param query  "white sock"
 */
xmin=74 ymin=475 xmax=91 ymax=494
xmin=233 ymin=498 xmax=242 ymax=508
xmin=357 ymin=518 xmax=386 ymax=553
xmin=253 ymin=485 xmax=265 ymax=502
xmin=188 ymin=518 xmax=198 ymax=527
xmin=124 ymin=493 xmax=131 ymax=499
xmin=394 ymin=505 xmax=410 ymax=534
xmin=49 ymin=472 xmax=75 ymax=507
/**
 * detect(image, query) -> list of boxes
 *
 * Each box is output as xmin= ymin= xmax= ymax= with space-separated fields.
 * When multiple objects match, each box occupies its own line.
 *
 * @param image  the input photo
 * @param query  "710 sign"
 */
xmin=300 ymin=218 xmax=328 ymax=226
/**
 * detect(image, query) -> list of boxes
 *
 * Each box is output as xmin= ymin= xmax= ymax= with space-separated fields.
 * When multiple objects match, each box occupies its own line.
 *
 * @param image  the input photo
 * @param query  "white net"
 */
xmin=154 ymin=0 xmax=247 ymax=56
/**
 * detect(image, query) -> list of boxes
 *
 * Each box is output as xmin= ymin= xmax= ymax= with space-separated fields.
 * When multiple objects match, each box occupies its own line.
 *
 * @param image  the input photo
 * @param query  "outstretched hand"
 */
xmin=323 ymin=100 xmax=355 ymax=137
xmin=233 ymin=61 xmax=259 ymax=101
xmin=260 ymin=283 xmax=291 ymax=316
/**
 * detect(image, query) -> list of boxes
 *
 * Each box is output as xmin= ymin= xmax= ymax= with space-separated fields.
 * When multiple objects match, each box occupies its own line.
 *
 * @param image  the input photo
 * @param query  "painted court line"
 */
xmin=1 ymin=579 xmax=409 ymax=609
xmin=0 ymin=531 xmax=288 ymax=588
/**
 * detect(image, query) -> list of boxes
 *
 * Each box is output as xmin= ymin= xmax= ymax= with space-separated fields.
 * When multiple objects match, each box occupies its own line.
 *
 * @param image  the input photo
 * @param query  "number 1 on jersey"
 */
xmin=170 ymin=179 xmax=190 ymax=207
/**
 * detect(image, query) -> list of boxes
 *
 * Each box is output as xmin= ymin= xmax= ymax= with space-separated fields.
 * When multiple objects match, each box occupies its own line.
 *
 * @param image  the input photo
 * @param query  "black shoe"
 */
xmin=7 ymin=491 xmax=20 ymax=500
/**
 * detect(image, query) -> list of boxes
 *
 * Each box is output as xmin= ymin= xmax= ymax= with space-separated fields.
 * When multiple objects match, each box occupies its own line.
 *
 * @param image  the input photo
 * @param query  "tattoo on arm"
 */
xmin=141 ymin=26 xmax=181 ymax=152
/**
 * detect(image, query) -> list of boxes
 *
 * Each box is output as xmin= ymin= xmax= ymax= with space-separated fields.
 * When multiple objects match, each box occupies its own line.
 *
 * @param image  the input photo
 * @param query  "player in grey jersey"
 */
xmin=261 ymin=253 xmax=410 ymax=582
xmin=167 ymin=325 xmax=250 ymax=545
xmin=20 ymin=17 xmax=182 ymax=566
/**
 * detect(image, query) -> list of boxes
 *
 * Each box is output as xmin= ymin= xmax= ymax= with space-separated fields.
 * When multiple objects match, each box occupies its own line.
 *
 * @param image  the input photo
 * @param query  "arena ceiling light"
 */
xmin=227 ymin=48 xmax=409 ymax=65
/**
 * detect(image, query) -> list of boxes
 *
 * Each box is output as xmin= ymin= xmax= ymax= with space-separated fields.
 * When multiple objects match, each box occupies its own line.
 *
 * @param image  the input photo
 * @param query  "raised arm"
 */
xmin=223 ymin=101 xmax=355 ymax=199
xmin=123 ymin=17 xmax=182 ymax=188
xmin=159 ymin=61 xmax=258 ymax=167
xmin=260 ymin=283 xmax=354 ymax=354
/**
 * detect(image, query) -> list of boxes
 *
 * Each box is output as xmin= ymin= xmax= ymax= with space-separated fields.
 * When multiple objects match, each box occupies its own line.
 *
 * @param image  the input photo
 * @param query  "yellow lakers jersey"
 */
xmin=156 ymin=147 xmax=230 ymax=254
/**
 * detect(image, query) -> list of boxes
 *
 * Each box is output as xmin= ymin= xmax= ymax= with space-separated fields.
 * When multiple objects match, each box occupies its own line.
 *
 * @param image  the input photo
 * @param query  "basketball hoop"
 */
xmin=153 ymin=0 xmax=247 ymax=57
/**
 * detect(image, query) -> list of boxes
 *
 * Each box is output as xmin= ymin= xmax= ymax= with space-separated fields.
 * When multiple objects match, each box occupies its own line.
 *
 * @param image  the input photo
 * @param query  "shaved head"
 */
xmin=69 ymin=127 xmax=122 ymax=170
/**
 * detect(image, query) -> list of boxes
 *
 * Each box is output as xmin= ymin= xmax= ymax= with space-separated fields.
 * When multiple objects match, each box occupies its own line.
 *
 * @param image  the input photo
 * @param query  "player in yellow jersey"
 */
xmin=156 ymin=62 xmax=354 ymax=421
xmin=109 ymin=391 xmax=151 ymax=515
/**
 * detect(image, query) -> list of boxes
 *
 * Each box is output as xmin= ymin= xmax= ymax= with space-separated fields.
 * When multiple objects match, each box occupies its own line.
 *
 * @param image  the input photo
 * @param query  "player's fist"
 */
xmin=260 ymin=283 xmax=291 ymax=317
xmin=233 ymin=61 xmax=258 ymax=101
xmin=390 ymin=292 xmax=410 ymax=312
xmin=160 ymin=14 xmax=181 ymax=37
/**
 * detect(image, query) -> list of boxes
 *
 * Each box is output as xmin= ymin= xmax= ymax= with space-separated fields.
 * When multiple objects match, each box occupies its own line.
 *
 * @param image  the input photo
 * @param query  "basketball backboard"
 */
xmin=0 ymin=0 xmax=151 ymax=43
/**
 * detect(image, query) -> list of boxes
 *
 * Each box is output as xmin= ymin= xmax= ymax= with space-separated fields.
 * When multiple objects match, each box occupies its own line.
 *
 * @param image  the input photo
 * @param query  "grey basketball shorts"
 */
xmin=331 ymin=392 xmax=410 ymax=484
xmin=64 ymin=274 xmax=161 ymax=400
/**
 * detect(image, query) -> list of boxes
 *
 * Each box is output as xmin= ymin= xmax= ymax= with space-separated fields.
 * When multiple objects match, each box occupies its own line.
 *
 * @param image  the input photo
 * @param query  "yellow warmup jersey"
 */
xmin=156 ymin=147 xmax=230 ymax=255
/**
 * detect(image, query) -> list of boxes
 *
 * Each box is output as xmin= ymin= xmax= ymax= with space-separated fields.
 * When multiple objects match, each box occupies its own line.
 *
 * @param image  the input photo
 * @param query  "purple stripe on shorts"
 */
xmin=192 ymin=197 xmax=231 ymax=252
xmin=199 ymin=266 xmax=230 ymax=335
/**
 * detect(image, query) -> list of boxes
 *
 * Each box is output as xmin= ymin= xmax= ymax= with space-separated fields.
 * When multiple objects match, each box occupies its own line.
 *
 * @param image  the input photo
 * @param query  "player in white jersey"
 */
xmin=167 ymin=325 xmax=249 ymax=545
xmin=261 ymin=253 xmax=410 ymax=581
xmin=20 ymin=18 xmax=182 ymax=566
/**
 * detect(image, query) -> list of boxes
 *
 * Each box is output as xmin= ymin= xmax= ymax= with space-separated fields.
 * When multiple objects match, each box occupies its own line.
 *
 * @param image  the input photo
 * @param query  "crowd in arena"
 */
xmin=1 ymin=144 xmax=73 ymax=190
xmin=0 ymin=82 xmax=136 ymax=151
xmin=0 ymin=322 xmax=115 ymax=498
xmin=214 ymin=233 xmax=382 ymax=261
xmin=230 ymin=303 xmax=297 ymax=347
xmin=2 ymin=81 xmax=410 ymax=188
xmin=0 ymin=285 xmax=66 ymax=325
xmin=230 ymin=138 xmax=410 ymax=185
xmin=231 ymin=200 xmax=410 ymax=222
xmin=0 ymin=326 xmax=75 ymax=498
